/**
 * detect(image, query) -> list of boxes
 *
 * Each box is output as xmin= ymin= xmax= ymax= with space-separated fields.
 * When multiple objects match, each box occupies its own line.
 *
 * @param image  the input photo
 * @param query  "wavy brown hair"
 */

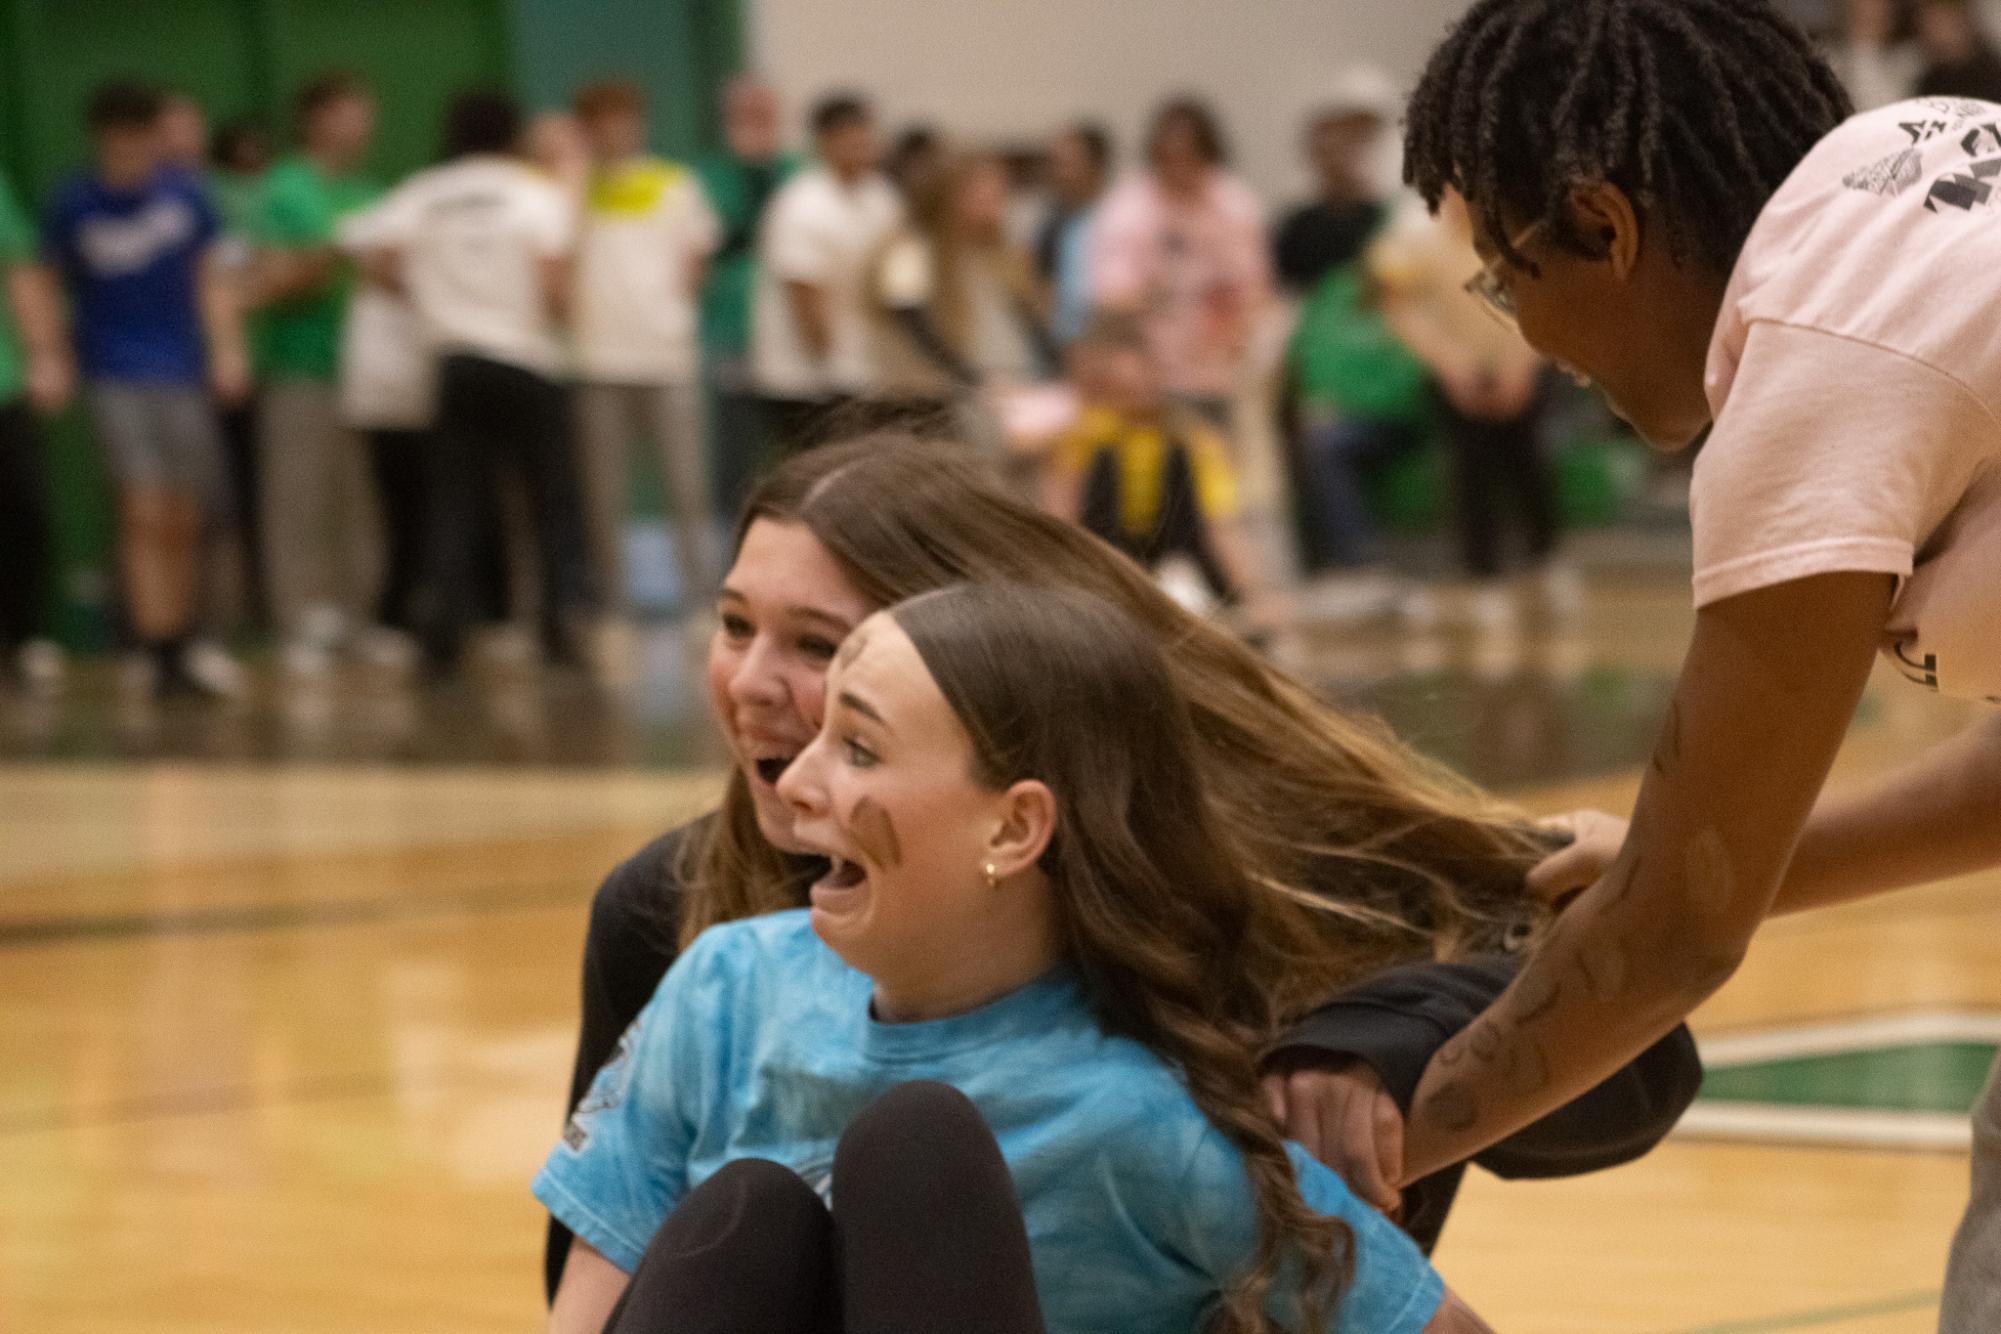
xmin=677 ymin=435 xmax=1549 ymax=1005
xmin=898 ymin=580 xmax=1349 ymax=1329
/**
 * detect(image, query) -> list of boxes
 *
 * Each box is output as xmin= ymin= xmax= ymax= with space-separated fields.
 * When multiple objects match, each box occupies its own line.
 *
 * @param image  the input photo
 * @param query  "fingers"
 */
xmin=1262 ymin=1073 xmax=1287 ymax=1127
xmin=1525 ymin=841 xmax=1596 ymax=900
xmin=1341 ymin=1080 xmax=1399 ymax=1214
xmin=1372 ymin=1085 xmax=1406 ymax=1212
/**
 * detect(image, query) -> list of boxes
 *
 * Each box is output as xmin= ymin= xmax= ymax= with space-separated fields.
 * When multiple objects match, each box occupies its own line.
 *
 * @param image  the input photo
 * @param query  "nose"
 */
xmin=725 ymin=633 xmax=789 ymax=712
xmin=775 ymin=733 xmax=829 ymax=815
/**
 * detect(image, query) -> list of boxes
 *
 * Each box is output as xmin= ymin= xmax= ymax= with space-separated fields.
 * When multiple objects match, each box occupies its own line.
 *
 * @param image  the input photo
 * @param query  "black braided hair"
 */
xmin=1404 ymin=0 xmax=1854 ymax=275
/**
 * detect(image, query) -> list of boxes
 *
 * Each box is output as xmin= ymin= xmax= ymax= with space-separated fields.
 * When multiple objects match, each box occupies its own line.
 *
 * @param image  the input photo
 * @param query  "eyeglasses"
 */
xmin=1462 ymin=220 xmax=1546 ymax=329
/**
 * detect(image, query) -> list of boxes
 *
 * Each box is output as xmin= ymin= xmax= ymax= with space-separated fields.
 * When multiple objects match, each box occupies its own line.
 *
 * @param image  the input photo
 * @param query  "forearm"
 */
xmin=549 ymin=1238 xmax=628 ymax=1334
xmin=1776 ymin=712 xmax=2001 ymax=915
xmin=198 ymin=255 xmax=247 ymax=361
xmin=257 ymin=246 xmax=341 ymax=304
xmin=784 ymin=281 xmax=833 ymax=363
xmin=7 ymin=264 xmax=68 ymax=362
xmin=1400 ymin=572 xmax=1893 ymax=1178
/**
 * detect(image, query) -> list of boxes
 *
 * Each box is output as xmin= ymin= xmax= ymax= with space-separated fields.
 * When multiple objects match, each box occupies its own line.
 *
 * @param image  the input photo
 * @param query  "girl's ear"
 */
xmin=987 ymin=779 xmax=1057 ymax=879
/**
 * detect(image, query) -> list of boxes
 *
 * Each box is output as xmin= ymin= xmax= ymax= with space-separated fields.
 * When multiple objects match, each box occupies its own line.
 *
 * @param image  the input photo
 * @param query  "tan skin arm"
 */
xmin=1426 ymin=1288 xmax=1498 ymax=1333
xmin=548 ymin=1237 xmax=628 ymax=1334
xmin=1773 ymin=710 xmax=2001 ymax=914
xmin=784 ymin=279 xmax=834 ymax=365
xmin=1400 ymin=570 xmax=1895 ymax=1181
xmin=543 ymin=254 xmax=574 ymax=328
xmin=197 ymin=248 xmax=251 ymax=405
xmin=6 ymin=261 xmax=75 ymax=413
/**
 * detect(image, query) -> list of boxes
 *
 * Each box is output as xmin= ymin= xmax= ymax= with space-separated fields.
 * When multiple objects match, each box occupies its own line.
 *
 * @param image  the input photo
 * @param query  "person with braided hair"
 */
xmin=1396 ymin=2 xmax=2001 ymax=1325
xmin=538 ymin=582 xmax=1490 ymax=1332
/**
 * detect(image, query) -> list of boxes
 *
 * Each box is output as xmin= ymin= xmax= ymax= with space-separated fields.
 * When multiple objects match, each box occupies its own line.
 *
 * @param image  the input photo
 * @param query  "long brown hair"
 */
xmin=882 ymin=150 xmax=1043 ymax=355
xmin=895 ymin=580 xmax=1348 ymax=1331
xmin=679 ymin=435 xmax=1548 ymax=1002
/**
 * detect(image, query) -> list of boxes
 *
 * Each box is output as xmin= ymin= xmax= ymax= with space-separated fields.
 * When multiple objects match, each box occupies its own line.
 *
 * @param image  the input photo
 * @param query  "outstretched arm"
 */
xmin=1399 ymin=570 xmax=1894 ymax=1181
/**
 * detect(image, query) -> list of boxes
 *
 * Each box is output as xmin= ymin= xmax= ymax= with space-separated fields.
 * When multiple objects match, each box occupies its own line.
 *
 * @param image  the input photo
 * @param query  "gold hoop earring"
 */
xmin=983 ymin=862 xmax=1000 ymax=890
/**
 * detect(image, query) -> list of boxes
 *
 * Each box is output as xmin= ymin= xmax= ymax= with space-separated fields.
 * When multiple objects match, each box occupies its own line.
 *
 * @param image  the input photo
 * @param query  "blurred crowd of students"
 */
xmin=5 ymin=10 xmax=1960 ymax=701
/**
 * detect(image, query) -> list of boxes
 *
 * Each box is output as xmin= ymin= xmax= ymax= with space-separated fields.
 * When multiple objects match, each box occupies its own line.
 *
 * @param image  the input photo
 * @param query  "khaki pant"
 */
xmin=258 ymin=381 xmax=381 ymax=637
xmin=1942 ymin=1055 xmax=2001 ymax=1331
xmin=575 ymin=380 xmax=718 ymax=616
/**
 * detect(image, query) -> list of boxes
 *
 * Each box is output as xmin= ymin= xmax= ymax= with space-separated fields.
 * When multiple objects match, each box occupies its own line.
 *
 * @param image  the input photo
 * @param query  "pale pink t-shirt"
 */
xmin=1697 ymin=97 xmax=2001 ymax=703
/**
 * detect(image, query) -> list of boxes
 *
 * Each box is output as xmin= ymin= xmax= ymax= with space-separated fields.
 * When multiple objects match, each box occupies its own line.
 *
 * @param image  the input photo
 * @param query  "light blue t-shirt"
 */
xmin=534 ymin=910 xmax=1443 ymax=1333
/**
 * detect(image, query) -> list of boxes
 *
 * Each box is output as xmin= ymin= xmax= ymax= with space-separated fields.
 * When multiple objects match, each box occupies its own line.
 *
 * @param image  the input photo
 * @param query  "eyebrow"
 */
xmin=837 ymin=690 xmax=889 ymax=730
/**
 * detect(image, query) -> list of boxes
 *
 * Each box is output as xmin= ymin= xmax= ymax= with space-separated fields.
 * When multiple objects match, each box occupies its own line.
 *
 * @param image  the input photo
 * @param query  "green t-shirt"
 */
xmin=1289 ymin=263 xmax=1432 ymax=426
xmin=695 ymin=150 xmax=799 ymax=358
xmin=0 ymin=176 xmax=36 ymax=404
xmin=255 ymin=155 xmax=382 ymax=382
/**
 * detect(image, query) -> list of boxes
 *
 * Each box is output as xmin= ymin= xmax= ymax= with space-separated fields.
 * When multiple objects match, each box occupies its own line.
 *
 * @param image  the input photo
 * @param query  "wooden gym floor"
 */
xmin=0 ymin=578 xmax=1989 ymax=1333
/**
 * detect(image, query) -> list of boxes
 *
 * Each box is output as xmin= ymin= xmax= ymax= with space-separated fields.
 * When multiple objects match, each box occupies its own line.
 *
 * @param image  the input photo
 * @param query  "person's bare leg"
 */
xmin=119 ymin=487 xmax=197 ymax=642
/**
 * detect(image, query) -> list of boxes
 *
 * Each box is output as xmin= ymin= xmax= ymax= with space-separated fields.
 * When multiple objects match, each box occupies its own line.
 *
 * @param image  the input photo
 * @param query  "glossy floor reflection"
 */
xmin=0 ymin=578 xmax=1693 ymax=792
xmin=0 ymin=575 xmax=1990 ymax=1333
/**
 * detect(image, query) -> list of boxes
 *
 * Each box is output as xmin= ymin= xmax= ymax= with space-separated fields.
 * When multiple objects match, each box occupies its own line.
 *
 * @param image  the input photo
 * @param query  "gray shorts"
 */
xmin=86 ymin=381 xmax=227 ymax=506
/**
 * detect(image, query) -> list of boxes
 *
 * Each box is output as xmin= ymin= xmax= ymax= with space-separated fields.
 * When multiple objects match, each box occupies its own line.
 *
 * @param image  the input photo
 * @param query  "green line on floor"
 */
xmin=1660 ymin=1289 xmax=1939 ymax=1334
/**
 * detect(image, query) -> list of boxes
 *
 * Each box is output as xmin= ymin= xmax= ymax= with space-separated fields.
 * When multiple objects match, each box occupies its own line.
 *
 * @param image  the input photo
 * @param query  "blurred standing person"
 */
xmin=751 ymin=94 xmax=901 ymax=450
xmin=1272 ymin=78 xmax=1395 ymax=296
xmin=365 ymin=90 xmax=596 ymax=672
xmin=1274 ymin=81 xmax=1425 ymax=595
xmin=207 ymin=117 xmax=274 ymax=628
xmin=1032 ymin=122 xmax=1112 ymax=348
xmin=695 ymin=76 xmax=797 ymax=513
xmin=253 ymin=73 xmax=385 ymax=678
xmin=571 ymin=80 xmax=722 ymax=643
xmin=43 ymin=80 xmax=251 ymax=699
xmin=1092 ymin=99 xmax=1272 ymax=428
xmin=1915 ymin=0 xmax=2001 ymax=98
xmin=1830 ymin=0 xmax=1923 ymax=109
xmin=0 ymin=170 xmax=76 ymax=693
xmin=1372 ymin=194 xmax=1569 ymax=628
xmin=872 ymin=151 xmax=1053 ymax=421
xmin=335 ymin=196 xmax=436 ymax=658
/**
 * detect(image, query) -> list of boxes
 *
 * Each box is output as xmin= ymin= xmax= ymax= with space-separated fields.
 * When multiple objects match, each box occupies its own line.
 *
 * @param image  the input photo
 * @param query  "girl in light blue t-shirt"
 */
xmin=539 ymin=581 xmax=1493 ymax=1334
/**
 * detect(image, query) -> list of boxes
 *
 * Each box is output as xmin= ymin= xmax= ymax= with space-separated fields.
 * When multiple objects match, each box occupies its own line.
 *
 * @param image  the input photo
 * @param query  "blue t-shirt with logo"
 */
xmin=43 ymin=167 xmax=218 ymax=383
xmin=534 ymin=910 xmax=1444 ymax=1333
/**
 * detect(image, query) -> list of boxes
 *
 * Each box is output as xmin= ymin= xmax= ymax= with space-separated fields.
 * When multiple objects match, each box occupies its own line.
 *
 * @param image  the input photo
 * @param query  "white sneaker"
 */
xmin=118 ymin=652 xmax=159 ymax=698
xmin=280 ymin=637 xmax=335 ymax=680
xmin=474 ymin=623 xmax=540 ymax=672
xmin=1463 ymin=581 xmax=1519 ymax=633
xmin=296 ymin=604 xmax=349 ymax=652
xmin=183 ymin=640 xmax=249 ymax=700
xmin=1532 ymin=561 xmax=1588 ymax=620
xmin=1303 ymin=570 xmax=1405 ymax=625
xmin=353 ymin=626 xmax=420 ymax=676
xmin=15 ymin=639 xmax=65 ymax=694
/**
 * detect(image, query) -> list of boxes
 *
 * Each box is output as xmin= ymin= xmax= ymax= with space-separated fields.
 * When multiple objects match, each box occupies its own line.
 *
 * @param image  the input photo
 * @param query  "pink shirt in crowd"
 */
xmin=1090 ymin=171 xmax=1272 ymax=399
xmin=1696 ymin=97 xmax=2001 ymax=703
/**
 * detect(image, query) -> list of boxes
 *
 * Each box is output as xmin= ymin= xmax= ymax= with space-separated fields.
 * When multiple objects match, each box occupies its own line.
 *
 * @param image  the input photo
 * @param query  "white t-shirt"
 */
xmin=370 ymin=156 xmax=574 ymax=375
xmin=335 ymin=200 xmax=434 ymax=430
xmin=573 ymin=157 xmax=719 ymax=384
xmin=1696 ymin=98 xmax=2001 ymax=704
xmin=751 ymin=166 xmax=902 ymax=398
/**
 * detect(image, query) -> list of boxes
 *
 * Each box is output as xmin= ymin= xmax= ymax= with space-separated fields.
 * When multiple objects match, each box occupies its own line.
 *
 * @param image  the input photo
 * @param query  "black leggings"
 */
xmin=1437 ymin=384 xmax=1559 ymax=579
xmin=0 ymin=399 xmax=51 ymax=653
xmin=603 ymin=1082 xmax=1045 ymax=1334
xmin=420 ymin=354 xmax=596 ymax=665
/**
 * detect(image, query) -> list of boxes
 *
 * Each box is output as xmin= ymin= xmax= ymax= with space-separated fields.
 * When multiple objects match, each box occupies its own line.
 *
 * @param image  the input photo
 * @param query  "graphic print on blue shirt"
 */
xmin=535 ymin=910 xmax=1444 ymax=1334
xmin=43 ymin=168 xmax=218 ymax=383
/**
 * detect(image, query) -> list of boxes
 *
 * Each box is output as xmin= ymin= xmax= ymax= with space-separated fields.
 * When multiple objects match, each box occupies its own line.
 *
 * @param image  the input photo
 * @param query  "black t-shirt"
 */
xmin=545 ymin=817 xmax=1702 ymax=1296
xmin=1273 ymin=198 xmax=1386 ymax=294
